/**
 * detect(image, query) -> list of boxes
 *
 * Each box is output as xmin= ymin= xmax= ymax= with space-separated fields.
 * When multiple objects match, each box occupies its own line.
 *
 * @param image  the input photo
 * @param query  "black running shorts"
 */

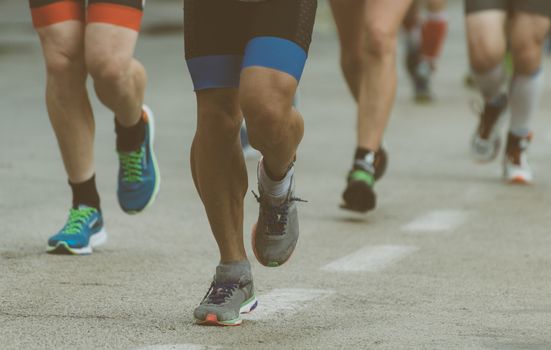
xmin=184 ymin=0 xmax=317 ymax=90
xmin=465 ymin=0 xmax=551 ymax=18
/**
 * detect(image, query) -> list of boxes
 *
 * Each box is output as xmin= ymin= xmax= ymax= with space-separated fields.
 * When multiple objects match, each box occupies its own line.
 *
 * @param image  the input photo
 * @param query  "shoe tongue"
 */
xmin=76 ymin=205 xmax=93 ymax=211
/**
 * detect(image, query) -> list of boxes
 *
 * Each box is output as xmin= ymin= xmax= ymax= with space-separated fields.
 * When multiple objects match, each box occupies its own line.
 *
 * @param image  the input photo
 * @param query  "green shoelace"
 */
xmin=62 ymin=207 xmax=97 ymax=235
xmin=119 ymin=148 xmax=144 ymax=183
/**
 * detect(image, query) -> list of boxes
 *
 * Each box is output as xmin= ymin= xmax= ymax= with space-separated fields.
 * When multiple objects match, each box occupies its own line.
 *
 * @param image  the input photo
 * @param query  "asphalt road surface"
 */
xmin=1 ymin=1 xmax=551 ymax=349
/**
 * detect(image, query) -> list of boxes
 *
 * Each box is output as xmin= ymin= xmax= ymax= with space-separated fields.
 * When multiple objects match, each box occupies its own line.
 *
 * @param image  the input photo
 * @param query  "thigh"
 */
xmin=84 ymin=0 xmax=144 ymax=67
xmin=243 ymin=0 xmax=317 ymax=84
xmin=509 ymin=11 xmax=550 ymax=73
xmin=465 ymin=10 xmax=507 ymax=69
xmin=87 ymin=0 xmax=144 ymax=32
xmin=184 ymin=0 xmax=249 ymax=91
xmin=29 ymin=0 xmax=85 ymax=28
xmin=84 ymin=22 xmax=139 ymax=69
xmin=330 ymin=0 xmax=366 ymax=54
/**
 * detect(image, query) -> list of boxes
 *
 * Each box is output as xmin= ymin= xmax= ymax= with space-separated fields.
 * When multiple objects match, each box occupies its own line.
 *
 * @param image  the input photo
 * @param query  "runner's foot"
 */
xmin=195 ymin=262 xmax=257 ymax=326
xmin=252 ymin=159 xmax=305 ymax=267
xmin=340 ymin=148 xmax=387 ymax=213
xmin=117 ymin=105 xmax=161 ymax=214
xmin=504 ymin=132 xmax=533 ymax=184
xmin=47 ymin=205 xmax=107 ymax=255
xmin=470 ymin=94 xmax=508 ymax=163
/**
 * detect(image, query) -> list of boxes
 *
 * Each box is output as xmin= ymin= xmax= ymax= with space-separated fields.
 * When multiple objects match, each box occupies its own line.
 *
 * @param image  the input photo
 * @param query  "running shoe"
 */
xmin=47 ymin=205 xmax=107 ymax=255
xmin=117 ymin=105 xmax=161 ymax=214
xmin=504 ymin=132 xmax=533 ymax=184
xmin=470 ymin=94 xmax=508 ymax=163
xmin=194 ymin=276 xmax=257 ymax=326
xmin=252 ymin=165 xmax=305 ymax=267
xmin=414 ymin=61 xmax=433 ymax=103
xmin=341 ymin=148 xmax=387 ymax=213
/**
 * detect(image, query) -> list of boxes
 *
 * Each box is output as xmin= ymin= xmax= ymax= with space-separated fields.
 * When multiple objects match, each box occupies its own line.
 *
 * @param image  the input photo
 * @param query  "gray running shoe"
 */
xmin=194 ymin=275 xmax=257 ymax=326
xmin=252 ymin=173 xmax=305 ymax=267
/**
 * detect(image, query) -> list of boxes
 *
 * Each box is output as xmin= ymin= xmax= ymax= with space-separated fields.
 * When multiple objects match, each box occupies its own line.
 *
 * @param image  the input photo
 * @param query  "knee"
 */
xmin=469 ymin=46 xmax=504 ymax=73
xmin=365 ymin=24 xmax=397 ymax=60
xmin=86 ymin=55 xmax=129 ymax=86
xmin=197 ymin=93 xmax=242 ymax=143
xmin=44 ymin=50 xmax=85 ymax=82
xmin=241 ymin=89 xmax=293 ymax=148
xmin=511 ymin=42 xmax=542 ymax=75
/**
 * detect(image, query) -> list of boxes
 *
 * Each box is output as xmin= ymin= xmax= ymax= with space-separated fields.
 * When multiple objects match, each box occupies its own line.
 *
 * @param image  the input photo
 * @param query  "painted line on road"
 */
xmin=133 ymin=345 xmax=221 ymax=350
xmin=245 ymin=288 xmax=335 ymax=321
xmin=320 ymin=245 xmax=418 ymax=273
xmin=401 ymin=210 xmax=467 ymax=234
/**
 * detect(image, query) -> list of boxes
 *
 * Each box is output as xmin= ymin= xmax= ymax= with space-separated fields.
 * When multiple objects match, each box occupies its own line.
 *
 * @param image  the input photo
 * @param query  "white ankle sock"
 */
xmin=509 ymin=69 xmax=544 ymax=138
xmin=473 ymin=64 xmax=507 ymax=102
xmin=258 ymin=158 xmax=294 ymax=202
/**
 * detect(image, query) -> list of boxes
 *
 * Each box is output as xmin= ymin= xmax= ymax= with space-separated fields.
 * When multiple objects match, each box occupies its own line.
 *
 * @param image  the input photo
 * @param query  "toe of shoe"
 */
xmin=117 ymin=183 xmax=155 ymax=212
xmin=194 ymin=306 xmax=238 ymax=323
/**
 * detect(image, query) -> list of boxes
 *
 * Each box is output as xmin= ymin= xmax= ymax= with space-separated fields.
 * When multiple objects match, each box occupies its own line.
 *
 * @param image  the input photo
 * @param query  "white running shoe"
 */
xmin=503 ymin=132 xmax=533 ymax=185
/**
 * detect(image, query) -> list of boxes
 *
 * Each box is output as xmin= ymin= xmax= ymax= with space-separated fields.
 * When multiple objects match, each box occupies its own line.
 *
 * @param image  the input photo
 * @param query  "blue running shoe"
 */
xmin=117 ymin=105 xmax=161 ymax=214
xmin=47 ymin=205 xmax=107 ymax=255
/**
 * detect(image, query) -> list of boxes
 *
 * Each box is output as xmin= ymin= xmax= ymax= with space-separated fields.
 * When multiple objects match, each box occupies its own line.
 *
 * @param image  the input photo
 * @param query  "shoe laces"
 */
xmin=201 ymin=281 xmax=239 ymax=305
xmin=253 ymin=191 xmax=307 ymax=236
xmin=62 ymin=207 xmax=97 ymax=235
xmin=119 ymin=147 xmax=144 ymax=183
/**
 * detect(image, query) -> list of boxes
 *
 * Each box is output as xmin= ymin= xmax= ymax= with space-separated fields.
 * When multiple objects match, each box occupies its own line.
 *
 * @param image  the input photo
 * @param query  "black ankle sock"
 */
xmin=115 ymin=114 xmax=145 ymax=152
xmin=70 ymin=175 xmax=101 ymax=211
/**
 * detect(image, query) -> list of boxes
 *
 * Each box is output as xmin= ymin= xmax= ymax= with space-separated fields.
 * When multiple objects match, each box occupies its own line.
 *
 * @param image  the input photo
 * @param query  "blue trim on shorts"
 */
xmin=242 ymin=36 xmax=307 ymax=82
xmin=186 ymin=55 xmax=243 ymax=91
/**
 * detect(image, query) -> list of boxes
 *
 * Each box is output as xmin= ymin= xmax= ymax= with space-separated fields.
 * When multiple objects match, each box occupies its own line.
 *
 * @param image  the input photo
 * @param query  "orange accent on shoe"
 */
xmin=142 ymin=110 xmax=149 ymax=123
xmin=31 ymin=0 xmax=84 ymax=28
xmin=205 ymin=314 xmax=218 ymax=323
xmin=87 ymin=3 xmax=143 ymax=31
xmin=510 ymin=176 xmax=530 ymax=185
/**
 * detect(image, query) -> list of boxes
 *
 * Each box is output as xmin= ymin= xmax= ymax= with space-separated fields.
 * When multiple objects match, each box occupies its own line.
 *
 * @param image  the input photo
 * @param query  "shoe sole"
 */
xmin=507 ymin=175 xmax=533 ymax=185
xmin=47 ymin=228 xmax=107 ymax=255
xmin=122 ymin=104 xmax=162 ymax=215
xmin=341 ymin=180 xmax=376 ymax=213
xmin=195 ymin=296 xmax=258 ymax=327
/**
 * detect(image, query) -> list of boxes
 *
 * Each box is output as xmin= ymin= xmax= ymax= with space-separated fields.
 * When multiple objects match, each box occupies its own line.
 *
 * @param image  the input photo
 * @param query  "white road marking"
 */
xmin=401 ymin=210 xmax=467 ymax=233
xmin=245 ymin=288 xmax=335 ymax=321
xmin=133 ymin=345 xmax=221 ymax=350
xmin=320 ymin=245 xmax=418 ymax=273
